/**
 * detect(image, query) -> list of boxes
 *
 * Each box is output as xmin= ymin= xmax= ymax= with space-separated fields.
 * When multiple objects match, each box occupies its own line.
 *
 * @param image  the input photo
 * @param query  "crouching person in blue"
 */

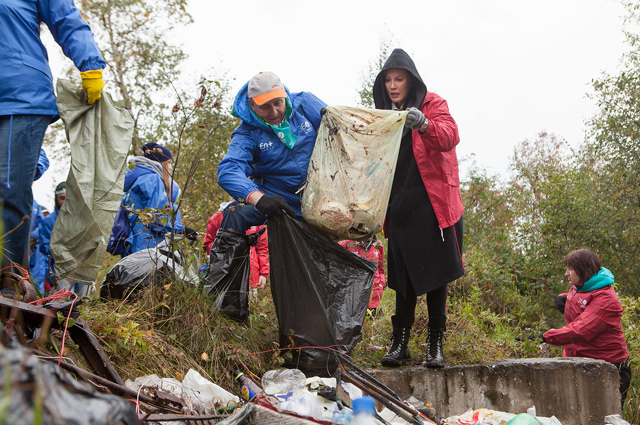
xmin=39 ymin=182 xmax=74 ymax=293
xmin=122 ymin=143 xmax=186 ymax=256
xmin=210 ymin=72 xmax=326 ymax=292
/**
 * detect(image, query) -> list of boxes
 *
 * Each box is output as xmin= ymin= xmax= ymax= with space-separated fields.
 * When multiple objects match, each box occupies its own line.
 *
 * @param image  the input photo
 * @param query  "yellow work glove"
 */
xmin=80 ymin=69 xmax=105 ymax=104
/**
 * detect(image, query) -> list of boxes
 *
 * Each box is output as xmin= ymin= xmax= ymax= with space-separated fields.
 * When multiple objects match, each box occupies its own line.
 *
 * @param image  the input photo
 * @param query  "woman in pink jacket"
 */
xmin=543 ymin=248 xmax=631 ymax=408
xmin=373 ymin=49 xmax=464 ymax=368
xmin=339 ymin=235 xmax=386 ymax=315
xmin=204 ymin=207 xmax=269 ymax=289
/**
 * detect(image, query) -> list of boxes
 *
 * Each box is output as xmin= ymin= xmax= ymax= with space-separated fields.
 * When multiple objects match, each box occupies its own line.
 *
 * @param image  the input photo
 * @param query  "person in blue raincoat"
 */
xmin=209 ymin=71 xmax=326 ymax=289
xmin=38 ymin=181 xmax=66 ymax=290
xmin=122 ymin=142 xmax=188 ymax=256
xmin=29 ymin=149 xmax=50 ymax=292
xmin=0 ymin=0 xmax=106 ymax=270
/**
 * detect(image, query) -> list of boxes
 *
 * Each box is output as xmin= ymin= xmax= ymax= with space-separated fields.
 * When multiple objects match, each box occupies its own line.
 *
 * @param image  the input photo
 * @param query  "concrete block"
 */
xmin=369 ymin=357 xmax=621 ymax=425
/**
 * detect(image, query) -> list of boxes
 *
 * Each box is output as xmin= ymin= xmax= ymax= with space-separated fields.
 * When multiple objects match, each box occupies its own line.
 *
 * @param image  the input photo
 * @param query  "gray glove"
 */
xmin=405 ymin=107 xmax=426 ymax=130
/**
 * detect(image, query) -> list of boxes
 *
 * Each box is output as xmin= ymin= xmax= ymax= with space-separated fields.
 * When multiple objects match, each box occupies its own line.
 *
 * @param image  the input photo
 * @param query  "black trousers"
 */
xmin=614 ymin=357 xmax=632 ymax=410
xmin=394 ymin=282 xmax=447 ymax=329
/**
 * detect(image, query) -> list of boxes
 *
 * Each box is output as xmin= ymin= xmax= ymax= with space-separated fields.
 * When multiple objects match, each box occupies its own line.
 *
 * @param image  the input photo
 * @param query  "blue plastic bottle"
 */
xmin=350 ymin=396 xmax=377 ymax=424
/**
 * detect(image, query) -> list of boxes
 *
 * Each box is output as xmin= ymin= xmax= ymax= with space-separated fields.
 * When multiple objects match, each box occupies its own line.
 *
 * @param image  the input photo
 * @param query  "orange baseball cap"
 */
xmin=247 ymin=71 xmax=287 ymax=105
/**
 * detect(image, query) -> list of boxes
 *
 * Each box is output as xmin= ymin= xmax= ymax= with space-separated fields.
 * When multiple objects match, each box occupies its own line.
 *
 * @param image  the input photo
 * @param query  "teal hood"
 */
xmin=578 ymin=267 xmax=614 ymax=292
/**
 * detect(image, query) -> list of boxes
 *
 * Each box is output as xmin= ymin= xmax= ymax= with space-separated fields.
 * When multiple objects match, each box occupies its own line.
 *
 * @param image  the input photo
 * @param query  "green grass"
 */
xmin=68 ymin=247 xmax=638 ymax=421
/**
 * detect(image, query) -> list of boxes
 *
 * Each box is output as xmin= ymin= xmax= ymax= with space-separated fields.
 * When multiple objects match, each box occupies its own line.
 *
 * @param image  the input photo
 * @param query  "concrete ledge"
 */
xmin=369 ymin=357 xmax=621 ymax=425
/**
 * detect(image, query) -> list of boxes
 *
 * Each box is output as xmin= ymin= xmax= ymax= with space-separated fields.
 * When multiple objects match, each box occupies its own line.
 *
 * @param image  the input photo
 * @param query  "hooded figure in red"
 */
xmin=373 ymin=49 xmax=464 ymax=368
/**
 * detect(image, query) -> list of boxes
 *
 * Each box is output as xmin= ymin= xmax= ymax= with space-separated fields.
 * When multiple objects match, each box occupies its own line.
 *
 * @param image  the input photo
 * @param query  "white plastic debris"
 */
xmin=604 ymin=414 xmax=631 ymax=425
xmin=181 ymin=368 xmax=239 ymax=411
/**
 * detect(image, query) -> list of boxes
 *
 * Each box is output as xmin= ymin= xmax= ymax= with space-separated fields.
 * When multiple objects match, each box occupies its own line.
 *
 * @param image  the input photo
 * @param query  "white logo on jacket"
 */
xmin=577 ymin=297 xmax=588 ymax=309
xmin=297 ymin=121 xmax=313 ymax=134
xmin=260 ymin=141 xmax=274 ymax=151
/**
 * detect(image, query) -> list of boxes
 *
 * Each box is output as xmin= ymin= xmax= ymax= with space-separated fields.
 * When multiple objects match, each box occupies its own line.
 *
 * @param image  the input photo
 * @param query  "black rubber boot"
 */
xmin=424 ymin=327 xmax=445 ymax=367
xmin=381 ymin=323 xmax=411 ymax=367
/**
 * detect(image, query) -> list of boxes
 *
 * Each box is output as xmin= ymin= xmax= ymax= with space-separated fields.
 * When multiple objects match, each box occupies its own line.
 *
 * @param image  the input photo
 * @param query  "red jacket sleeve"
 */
xmin=255 ymin=229 xmax=270 ymax=276
xmin=374 ymin=244 xmax=386 ymax=287
xmin=203 ymin=212 xmax=223 ymax=255
xmin=544 ymin=292 xmax=621 ymax=346
xmin=415 ymin=95 xmax=460 ymax=153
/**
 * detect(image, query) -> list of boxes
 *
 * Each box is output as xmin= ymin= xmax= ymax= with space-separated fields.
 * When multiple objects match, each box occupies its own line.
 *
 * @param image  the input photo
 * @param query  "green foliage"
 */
xmin=164 ymin=76 xmax=239 ymax=233
xmin=620 ymin=294 xmax=640 ymax=419
xmin=78 ymin=0 xmax=193 ymax=151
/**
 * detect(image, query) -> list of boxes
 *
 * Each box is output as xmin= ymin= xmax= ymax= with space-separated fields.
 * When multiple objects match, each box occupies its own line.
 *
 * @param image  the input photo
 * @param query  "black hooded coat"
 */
xmin=373 ymin=49 xmax=464 ymax=297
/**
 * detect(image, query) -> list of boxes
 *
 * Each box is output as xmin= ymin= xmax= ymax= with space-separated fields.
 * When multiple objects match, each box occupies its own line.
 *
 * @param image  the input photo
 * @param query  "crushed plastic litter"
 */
xmin=126 ymin=367 xmax=580 ymax=425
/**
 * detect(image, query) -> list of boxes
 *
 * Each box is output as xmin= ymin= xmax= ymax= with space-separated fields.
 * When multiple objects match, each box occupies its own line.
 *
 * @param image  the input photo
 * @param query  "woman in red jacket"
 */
xmin=373 ymin=49 xmax=464 ymax=368
xmin=543 ymin=248 xmax=631 ymax=408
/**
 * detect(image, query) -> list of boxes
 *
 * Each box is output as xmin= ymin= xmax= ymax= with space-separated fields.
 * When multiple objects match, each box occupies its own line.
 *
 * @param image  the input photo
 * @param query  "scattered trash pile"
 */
xmin=0 ymin=274 xmax=631 ymax=424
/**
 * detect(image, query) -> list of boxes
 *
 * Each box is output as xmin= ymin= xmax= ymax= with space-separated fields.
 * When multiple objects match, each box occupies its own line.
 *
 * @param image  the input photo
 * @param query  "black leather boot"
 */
xmin=424 ymin=327 xmax=445 ymax=367
xmin=381 ymin=326 xmax=411 ymax=367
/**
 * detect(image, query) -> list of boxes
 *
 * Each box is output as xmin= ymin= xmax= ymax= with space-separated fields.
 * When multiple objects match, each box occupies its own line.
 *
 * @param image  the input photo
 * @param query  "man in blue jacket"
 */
xmin=209 ymin=71 xmax=326 ymax=289
xmin=0 ymin=0 xmax=106 ymax=270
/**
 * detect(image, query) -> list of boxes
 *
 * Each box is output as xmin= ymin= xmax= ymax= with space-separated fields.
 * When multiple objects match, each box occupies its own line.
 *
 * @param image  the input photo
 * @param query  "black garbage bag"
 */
xmin=201 ymin=228 xmax=260 ymax=322
xmin=101 ymin=238 xmax=195 ymax=299
xmin=1 ymin=344 xmax=140 ymax=425
xmin=268 ymin=215 xmax=376 ymax=377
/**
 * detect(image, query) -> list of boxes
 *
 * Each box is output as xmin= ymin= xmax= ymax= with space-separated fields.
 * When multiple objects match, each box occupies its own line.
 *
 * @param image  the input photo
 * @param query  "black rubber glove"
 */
xmin=404 ymin=107 xmax=426 ymax=130
xmin=320 ymin=107 xmax=327 ymax=116
xmin=554 ymin=295 xmax=567 ymax=314
xmin=540 ymin=334 xmax=547 ymax=344
xmin=183 ymin=226 xmax=199 ymax=241
xmin=255 ymin=195 xmax=296 ymax=218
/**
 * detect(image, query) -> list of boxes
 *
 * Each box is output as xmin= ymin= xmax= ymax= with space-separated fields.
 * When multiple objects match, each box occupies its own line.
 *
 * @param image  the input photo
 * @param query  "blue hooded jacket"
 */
xmin=0 ymin=0 xmax=106 ymax=118
xmin=38 ymin=207 xmax=59 ymax=284
xmin=217 ymin=82 xmax=326 ymax=216
xmin=123 ymin=157 xmax=184 ymax=255
xmin=30 ymin=200 xmax=47 ymax=292
xmin=29 ymin=150 xmax=49 ymax=291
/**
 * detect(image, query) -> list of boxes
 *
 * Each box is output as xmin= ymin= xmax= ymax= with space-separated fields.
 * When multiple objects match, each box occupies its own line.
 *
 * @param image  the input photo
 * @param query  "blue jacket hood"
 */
xmin=124 ymin=156 xmax=180 ymax=203
xmin=578 ymin=267 xmax=615 ymax=292
xmin=232 ymin=82 xmax=293 ymax=131
xmin=124 ymin=157 xmax=161 ymax=191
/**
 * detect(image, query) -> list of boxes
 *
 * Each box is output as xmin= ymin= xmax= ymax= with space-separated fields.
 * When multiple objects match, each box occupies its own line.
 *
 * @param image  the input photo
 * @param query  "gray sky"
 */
xmin=33 ymin=0 xmax=627 ymax=210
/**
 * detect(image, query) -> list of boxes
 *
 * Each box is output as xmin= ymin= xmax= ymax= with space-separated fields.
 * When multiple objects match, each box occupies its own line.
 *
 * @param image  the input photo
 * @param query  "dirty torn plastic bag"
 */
xmin=268 ymin=215 xmax=376 ymax=377
xmin=51 ymin=80 xmax=133 ymax=285
xmin=100 ymin=236 xmax=199 ymax=299
xmin=302 ymin=106 xmax=406 ymax=240
xmin=1 ymin=343 xmax=140 ymax=425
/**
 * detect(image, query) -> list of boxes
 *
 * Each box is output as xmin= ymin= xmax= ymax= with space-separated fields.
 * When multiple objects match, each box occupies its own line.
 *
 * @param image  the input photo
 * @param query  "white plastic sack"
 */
xmin=181 ymin=368 xmax=239 ymax=410
xmin=301 ymin=106 xmax=406 ymax=240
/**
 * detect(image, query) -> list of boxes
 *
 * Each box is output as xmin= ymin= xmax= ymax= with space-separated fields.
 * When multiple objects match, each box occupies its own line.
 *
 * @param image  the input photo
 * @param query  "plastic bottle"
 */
xmin=330 ymin=406 xmax=352 ymax=424
xmin=233 ymin=370 xmax=263 ymax=402
xmin=261 ymin=368 xmax=306 ymax=396
xmin=350 ymin=396 xmax=377 ymax=425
